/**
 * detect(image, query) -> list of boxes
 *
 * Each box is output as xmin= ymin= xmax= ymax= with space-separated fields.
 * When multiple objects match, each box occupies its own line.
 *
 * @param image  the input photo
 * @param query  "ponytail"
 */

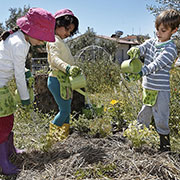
xmin=0 ymin=27 xmax=20 ymax=41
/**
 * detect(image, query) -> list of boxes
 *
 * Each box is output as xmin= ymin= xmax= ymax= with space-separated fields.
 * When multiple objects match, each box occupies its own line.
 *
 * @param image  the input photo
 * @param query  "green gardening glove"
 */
xmin=124 ymin=71 xmax=142 ymax=82
xmin=21 ymin=99 xmax=30 ymax=106
xmin=25 ymin=69 xmax=35 ymax=103
xmin=66 ymin=65 xmax=82 ymax=77
xmin=21 ymin=99 xmax=32 ymax=112
xmin=21 ymin=104 xmax=33 ymax=113
xmin=127 ymin=47 xmax=140 ymax=59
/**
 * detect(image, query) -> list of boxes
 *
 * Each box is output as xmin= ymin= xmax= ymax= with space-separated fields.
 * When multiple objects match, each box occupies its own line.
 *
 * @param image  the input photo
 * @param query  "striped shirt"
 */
xmin=139 ymin=38 xmax=177 ymax=91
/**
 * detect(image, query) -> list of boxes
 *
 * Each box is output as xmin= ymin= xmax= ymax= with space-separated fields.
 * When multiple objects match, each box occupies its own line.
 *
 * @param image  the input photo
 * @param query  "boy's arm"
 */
xmin=141 ymin=46 xmax=177 ymax=76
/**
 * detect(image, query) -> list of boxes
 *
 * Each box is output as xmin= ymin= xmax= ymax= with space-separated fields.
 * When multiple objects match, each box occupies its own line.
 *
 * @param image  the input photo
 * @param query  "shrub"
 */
xmin=76 ymin=58 xmax=121 ymax=93
xmin=123 ymin=120 xmax=158 ymax=148
xmin=169 ymin=67 xmax=180 ymax=136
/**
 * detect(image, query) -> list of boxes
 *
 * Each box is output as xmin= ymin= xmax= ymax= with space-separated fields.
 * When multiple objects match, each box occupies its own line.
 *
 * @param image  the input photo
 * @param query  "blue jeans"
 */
xmin=47 ymin=76 xmax=71 ymax=126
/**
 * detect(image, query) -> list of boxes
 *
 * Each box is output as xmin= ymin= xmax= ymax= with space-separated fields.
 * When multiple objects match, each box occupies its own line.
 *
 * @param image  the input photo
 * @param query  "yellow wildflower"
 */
xmin=110 ymin=100 xmax=118 ymax=105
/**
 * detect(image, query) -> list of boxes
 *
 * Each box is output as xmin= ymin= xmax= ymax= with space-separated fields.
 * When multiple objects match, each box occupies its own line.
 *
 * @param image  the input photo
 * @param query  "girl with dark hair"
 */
xmin=46 ymin=9 xmax=81 ymax=143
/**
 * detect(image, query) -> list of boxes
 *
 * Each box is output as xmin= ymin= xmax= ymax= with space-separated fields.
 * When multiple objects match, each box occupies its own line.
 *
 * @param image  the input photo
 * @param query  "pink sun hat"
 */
xmin=54 ymin=8 xmax=76 ymax=19
xmin=17 ymin=8 xmax=55 ymax=42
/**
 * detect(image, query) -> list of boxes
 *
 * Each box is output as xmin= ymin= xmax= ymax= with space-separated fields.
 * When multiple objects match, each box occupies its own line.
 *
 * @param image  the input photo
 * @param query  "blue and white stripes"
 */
xmin=139 ymin=38 xmax=177 ymax=91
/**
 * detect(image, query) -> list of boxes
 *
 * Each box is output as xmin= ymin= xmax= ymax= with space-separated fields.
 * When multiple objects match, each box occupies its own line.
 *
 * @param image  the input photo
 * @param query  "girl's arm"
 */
xmin=47 ymin=40 xmax=74 ymax=73
xmin=13 ymin=43 xmax=30 ymax=104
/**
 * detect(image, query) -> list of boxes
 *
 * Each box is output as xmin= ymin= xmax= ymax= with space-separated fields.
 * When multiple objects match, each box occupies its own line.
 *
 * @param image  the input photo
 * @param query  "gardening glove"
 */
xmin=25 ymin=69 xmax=35 ymax=88
xmin=123 ymin=73 xmax=131 ymax=82
xmin=66 ymin=65 xmax=82 ymax=77
xmin=21 ymin=99 xmax=33 ymax=112
xmin=25 ymin=69 xmax=35 ymax=103
xmin=127 ymin=47 xmax=140 ymax=59
xmin=22 ymin=104 xmax=33 ymax=113
xmin=124 ymin=71 xmax=143 ymax=82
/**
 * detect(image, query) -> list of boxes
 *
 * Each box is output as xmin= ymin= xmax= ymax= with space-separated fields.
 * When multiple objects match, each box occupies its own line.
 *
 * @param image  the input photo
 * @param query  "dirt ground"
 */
xmin=3 ymin=131 xmax=180 ymax=180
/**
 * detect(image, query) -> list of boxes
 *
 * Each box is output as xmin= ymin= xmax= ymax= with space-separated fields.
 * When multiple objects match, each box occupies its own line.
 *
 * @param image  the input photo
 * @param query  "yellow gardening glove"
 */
xmin=127 ymin=47 xmax=140 ymax=59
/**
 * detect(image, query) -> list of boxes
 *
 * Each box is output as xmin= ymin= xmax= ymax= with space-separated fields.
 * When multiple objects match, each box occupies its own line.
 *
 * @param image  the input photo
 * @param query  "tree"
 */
xmin=0 ymin=23 xmax=5 ymax=35
xmin=67 ymin=27 xmax=117 ymax=61
xmin=5 ymin=5 xmax=30 ymax=30
xmin=67 ymin=27 xmax=97 ymax=56
xmin=147 ymin=0 xmax=180 ymax=14
xmin=147 ymin=0 xmax=180 ymax=54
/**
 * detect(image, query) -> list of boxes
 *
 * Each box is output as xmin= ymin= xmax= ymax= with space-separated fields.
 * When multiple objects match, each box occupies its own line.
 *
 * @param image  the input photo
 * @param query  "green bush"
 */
xmin=76 ymin=59 xmax=121 ymax=93
xmin=169 ymin=67 xmax=180 ymax=135
xmin=123 ymin=120 xmax=159 ymax=148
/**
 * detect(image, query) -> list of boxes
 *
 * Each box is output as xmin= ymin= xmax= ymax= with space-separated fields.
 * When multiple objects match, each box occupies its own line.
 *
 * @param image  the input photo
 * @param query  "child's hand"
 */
xmin=127 ymin=47 xmax=140 ymax=59
xmin=21 ymin=104 xmax=33 ymax=113
xmin=21 ymin=99 xmax=30 ymax=106
xmin=124 ymin=71 xmax=142 ymax=82
xmin=129 ymin=73 xmax=142 ymax=81
xmin=67 ymin=65 xmax=81 ymax=77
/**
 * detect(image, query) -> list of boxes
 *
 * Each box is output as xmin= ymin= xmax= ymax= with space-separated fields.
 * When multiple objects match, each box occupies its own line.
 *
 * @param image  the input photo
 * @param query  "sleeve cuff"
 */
xmin=139 ymin=71 xmax=143 ymax=76
xmin=25 ymin=70 xmax=32 ymax=78
xmin=66 ymin=65 xmax=71 ymax=74
xmin=21 ymin=99 xmax=30 ymax=106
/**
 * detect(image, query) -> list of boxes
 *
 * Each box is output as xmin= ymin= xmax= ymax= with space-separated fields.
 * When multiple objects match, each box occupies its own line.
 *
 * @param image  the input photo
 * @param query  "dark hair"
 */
xmin=0 ymin=27 xmax=20 ymax=41
xmin=155 ymin=9 xmax=180 ymax=30
xmin=55 ymin=15 xmax=79 ymax=36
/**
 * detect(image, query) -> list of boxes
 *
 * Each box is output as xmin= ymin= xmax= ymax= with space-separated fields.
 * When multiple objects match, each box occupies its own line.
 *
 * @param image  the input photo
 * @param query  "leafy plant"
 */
xmin=76 ymin=58 xmax=121 ymax=93
xmin=105 ymin=99 xmax=126 ymax=131
xmin=75 ymin=162 xmax=117 ymax=179
xmin=169 ymin=68 xmax=180 ymax=136
xmin=123 ymin=120 xmax=158 ymax=148
xmin=88 ymin=116 xmax=112 ymax=138
xmin=71 ymin=114 xmax=90 ymax=134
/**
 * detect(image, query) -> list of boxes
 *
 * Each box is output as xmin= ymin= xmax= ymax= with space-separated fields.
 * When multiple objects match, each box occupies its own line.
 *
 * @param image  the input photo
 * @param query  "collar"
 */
xmin=155 ymin=39 xmax=173 ymax=48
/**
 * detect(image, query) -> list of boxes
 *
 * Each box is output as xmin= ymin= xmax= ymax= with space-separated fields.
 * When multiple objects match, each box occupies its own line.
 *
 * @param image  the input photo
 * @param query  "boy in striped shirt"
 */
xmin=127 ymin=9 xmax=180 ymax=152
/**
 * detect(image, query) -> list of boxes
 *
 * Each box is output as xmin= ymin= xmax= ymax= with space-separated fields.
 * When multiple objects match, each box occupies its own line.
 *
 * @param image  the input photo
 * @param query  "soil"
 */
xmin=8 ymin=131 xmax=180 ymax=180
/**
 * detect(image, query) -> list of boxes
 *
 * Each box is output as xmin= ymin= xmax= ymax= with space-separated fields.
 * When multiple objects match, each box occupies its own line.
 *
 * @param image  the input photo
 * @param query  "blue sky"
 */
xmin=1 ymin=0 xmax=158 ymax=38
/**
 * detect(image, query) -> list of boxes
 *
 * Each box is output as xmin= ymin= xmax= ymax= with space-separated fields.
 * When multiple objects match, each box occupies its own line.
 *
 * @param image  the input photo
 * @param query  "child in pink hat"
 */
xmin=0 ymin=7 xmax=55 ymax=175
xmin=46 ymin=9 xmax=81 ymax=143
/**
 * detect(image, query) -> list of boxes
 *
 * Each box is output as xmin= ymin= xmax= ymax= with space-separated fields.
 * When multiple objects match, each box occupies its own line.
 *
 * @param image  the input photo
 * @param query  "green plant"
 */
xmin=76 ymin=59 xmax=121 ymax=93
xmin=75 ymin=162 xmax=117 ymax=179
xmin=71 ymin=114 xmax=90 ymax=133
xmin=105 ymin=99 xmax=126 ymax=131
xmin=169 ymin=68 xmax=180 ymax=135
xmin=89 ymin=116 xmax=112 ymax=138
xmin=123 ymin=120 xmax=158 ymax=148
xmin=14 ymin=105 xmax=54 ymax=150
xmin=82 ymin=104 xmax=104 ymax=119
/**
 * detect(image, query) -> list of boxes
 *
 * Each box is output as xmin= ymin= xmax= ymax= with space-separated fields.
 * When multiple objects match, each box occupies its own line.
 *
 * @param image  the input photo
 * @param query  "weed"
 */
xmin=123 ymin=120 xmax=159 ymax=148
xmin=75 ymin=162 xmax=117 ymax=179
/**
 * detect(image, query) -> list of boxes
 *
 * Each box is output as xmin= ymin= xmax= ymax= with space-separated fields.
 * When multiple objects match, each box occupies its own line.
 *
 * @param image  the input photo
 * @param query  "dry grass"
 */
xmin=0 ymin=131 xmax=179 ymax=180
xmin=1 ymin=64 xmax=180 ymax=180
